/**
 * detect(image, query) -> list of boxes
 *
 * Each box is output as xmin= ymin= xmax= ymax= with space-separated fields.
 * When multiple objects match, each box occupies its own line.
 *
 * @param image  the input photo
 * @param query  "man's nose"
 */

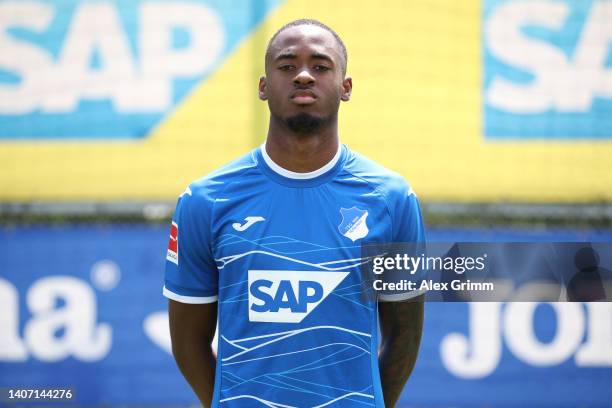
xmin=294 ymin=68 xmax=315 ymax=85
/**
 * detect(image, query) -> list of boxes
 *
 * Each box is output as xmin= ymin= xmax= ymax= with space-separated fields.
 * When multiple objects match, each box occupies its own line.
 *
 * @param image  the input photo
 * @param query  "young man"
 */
xmin=164 ymin=19 xmax=425 ymax=408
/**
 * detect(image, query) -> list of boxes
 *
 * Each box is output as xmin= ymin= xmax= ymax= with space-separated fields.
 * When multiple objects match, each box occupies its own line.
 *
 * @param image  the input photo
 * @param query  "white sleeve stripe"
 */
xmin=377 ymin=289 xmax=427 ymax=302
xmin=163 ymin=286 xmax=218 ymax=304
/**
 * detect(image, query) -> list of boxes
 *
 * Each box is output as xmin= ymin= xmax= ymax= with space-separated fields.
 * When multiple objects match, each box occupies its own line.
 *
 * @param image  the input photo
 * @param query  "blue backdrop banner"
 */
xmin=1 ymin=225 xmax=611 ymax=407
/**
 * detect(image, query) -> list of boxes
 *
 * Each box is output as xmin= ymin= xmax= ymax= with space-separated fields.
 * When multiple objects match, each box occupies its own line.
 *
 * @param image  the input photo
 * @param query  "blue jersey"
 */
xmin=164 ymin=144 xmax=425 ymax=408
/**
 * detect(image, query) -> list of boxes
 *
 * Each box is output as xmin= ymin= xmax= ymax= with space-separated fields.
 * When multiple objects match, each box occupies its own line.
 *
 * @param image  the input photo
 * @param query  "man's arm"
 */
xmin=378 ymin=295 xmax=424 ymax=408
xmin=168 ymin=300 xmax=218 ymax=407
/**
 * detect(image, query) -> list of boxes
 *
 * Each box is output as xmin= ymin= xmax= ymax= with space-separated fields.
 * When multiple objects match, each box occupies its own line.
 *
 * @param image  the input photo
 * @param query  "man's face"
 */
xmin=260 ymin=25 xmax=351 ymax=133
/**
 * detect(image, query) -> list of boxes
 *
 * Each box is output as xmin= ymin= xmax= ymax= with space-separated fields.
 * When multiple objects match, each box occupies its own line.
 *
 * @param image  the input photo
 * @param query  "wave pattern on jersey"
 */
xmin=215 ymin=233 xmax=372 ymax=270
xmin=219 ymin=326 xmax=375 ymax=407
xmin=214 ymin=234 xmax=377 ymax=407
xmin=215 ymin=234 xmax=374 ymax=310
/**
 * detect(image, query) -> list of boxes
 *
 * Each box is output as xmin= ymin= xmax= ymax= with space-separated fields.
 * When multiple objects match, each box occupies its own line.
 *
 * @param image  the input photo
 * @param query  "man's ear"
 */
xmin=259 ymin=76 xmax=268 ymax=100
xmin=341 ymin=77 xmax=352 ymax=101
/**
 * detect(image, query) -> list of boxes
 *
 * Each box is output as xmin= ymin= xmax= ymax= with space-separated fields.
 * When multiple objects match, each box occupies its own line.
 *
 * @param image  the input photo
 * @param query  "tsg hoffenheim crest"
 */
xmin=338 ymin=207 xmax=369 ymax=242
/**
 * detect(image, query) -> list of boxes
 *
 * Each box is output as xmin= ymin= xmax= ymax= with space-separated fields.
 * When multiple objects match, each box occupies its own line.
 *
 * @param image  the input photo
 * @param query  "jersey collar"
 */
xmin=256 ymin=143 xmax=346 ymax=187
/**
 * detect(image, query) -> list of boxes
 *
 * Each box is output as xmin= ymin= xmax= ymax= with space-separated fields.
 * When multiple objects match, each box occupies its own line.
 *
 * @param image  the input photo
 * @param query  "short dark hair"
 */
xmin=265 ymin=19 xmax=348 ymax=74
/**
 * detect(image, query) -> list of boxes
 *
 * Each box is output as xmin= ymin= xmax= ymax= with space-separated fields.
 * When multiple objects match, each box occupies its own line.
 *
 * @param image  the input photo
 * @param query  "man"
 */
xmin=164 ymin=19 xmax=425 ymax=408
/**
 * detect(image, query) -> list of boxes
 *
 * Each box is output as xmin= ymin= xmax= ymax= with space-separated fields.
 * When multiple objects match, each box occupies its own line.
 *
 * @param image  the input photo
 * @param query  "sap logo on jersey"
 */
xmin=248 ymin=270 xmax=349 ymax=323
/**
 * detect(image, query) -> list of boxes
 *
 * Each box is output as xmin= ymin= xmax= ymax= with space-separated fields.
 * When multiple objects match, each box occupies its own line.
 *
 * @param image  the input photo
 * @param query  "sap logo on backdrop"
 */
xmin=248 ymin=270 xmax=349 ymax=323
xmin=0 ymin=0 xmax=279 ymax=139
xmin=484 ymin=0 xmax=612 ymax=138
xmin=0 ymin=1 xmax=223 ymax=114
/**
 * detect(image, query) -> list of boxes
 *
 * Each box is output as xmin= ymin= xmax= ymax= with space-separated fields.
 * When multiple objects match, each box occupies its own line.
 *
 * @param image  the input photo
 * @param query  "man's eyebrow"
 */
xmin=311 ymin=52 xmax=334 ymax=64
xmin=273 ymin=51 xmax=335 ymax=64
xmin=275 ymin=52 xmax=297 ymax=61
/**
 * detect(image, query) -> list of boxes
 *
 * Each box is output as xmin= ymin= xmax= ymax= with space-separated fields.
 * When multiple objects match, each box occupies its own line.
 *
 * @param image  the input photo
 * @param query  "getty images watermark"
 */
xmin=371 ymin=252 xmax=491 ymax=292
xmin=360 ymin=242 xmax=612 ymax=302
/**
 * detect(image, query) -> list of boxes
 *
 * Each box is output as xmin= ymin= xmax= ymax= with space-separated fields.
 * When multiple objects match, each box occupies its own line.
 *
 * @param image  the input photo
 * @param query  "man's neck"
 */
xmin=265 ymin=119 xmax=340 ymax=173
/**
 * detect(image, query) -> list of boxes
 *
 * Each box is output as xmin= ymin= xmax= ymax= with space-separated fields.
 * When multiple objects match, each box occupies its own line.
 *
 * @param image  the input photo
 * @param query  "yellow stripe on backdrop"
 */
xmin=0 ymin=0 xmax=611 ymax=202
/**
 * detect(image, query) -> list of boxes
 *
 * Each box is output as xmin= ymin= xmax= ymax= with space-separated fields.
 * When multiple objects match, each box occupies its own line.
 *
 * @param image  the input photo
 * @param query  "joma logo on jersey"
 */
xmin=248 ymin=270 xmax=349 ymax=323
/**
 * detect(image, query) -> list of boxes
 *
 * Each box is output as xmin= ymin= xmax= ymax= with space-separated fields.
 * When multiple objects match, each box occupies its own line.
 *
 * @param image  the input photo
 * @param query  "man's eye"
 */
xmin=314 ymin=65 xmax=330 ymax=71
xmin=279 ymin=65 xmax=294 ymax=71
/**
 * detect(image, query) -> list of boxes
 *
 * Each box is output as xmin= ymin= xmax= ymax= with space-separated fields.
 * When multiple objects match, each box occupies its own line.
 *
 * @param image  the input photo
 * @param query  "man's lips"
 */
xmin=290 ymin=90 xmax=317 ymax=104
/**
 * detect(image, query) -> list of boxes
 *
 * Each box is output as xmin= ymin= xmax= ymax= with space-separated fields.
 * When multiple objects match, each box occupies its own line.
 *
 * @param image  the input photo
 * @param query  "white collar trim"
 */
xmin=261 ymin=143 xmax=342 ymax=180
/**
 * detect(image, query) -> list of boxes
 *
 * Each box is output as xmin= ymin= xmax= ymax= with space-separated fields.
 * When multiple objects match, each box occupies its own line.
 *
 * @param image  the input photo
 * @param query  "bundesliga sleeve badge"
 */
xmin=166 ymin=221 xmax=178 ymax=265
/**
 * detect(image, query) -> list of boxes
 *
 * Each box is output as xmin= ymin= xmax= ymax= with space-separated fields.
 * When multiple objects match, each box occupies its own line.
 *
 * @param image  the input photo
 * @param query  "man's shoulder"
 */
xmin=180 ymin=149 xmax=259 ymax=206
xmin=343 ymin=147 xmax=415 ymax=199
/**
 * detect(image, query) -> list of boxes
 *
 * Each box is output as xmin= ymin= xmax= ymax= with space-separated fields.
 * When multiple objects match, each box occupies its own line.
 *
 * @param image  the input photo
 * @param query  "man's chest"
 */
xmin=211 ymin=185 xmax=384 ymax=324
xmin=211 ymin=185 xmax=390 ymax=263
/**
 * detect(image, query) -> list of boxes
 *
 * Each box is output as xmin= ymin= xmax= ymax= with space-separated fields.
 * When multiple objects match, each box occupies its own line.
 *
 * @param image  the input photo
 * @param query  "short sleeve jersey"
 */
xmin=164 ymin=144 xmax=426 ymax=408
